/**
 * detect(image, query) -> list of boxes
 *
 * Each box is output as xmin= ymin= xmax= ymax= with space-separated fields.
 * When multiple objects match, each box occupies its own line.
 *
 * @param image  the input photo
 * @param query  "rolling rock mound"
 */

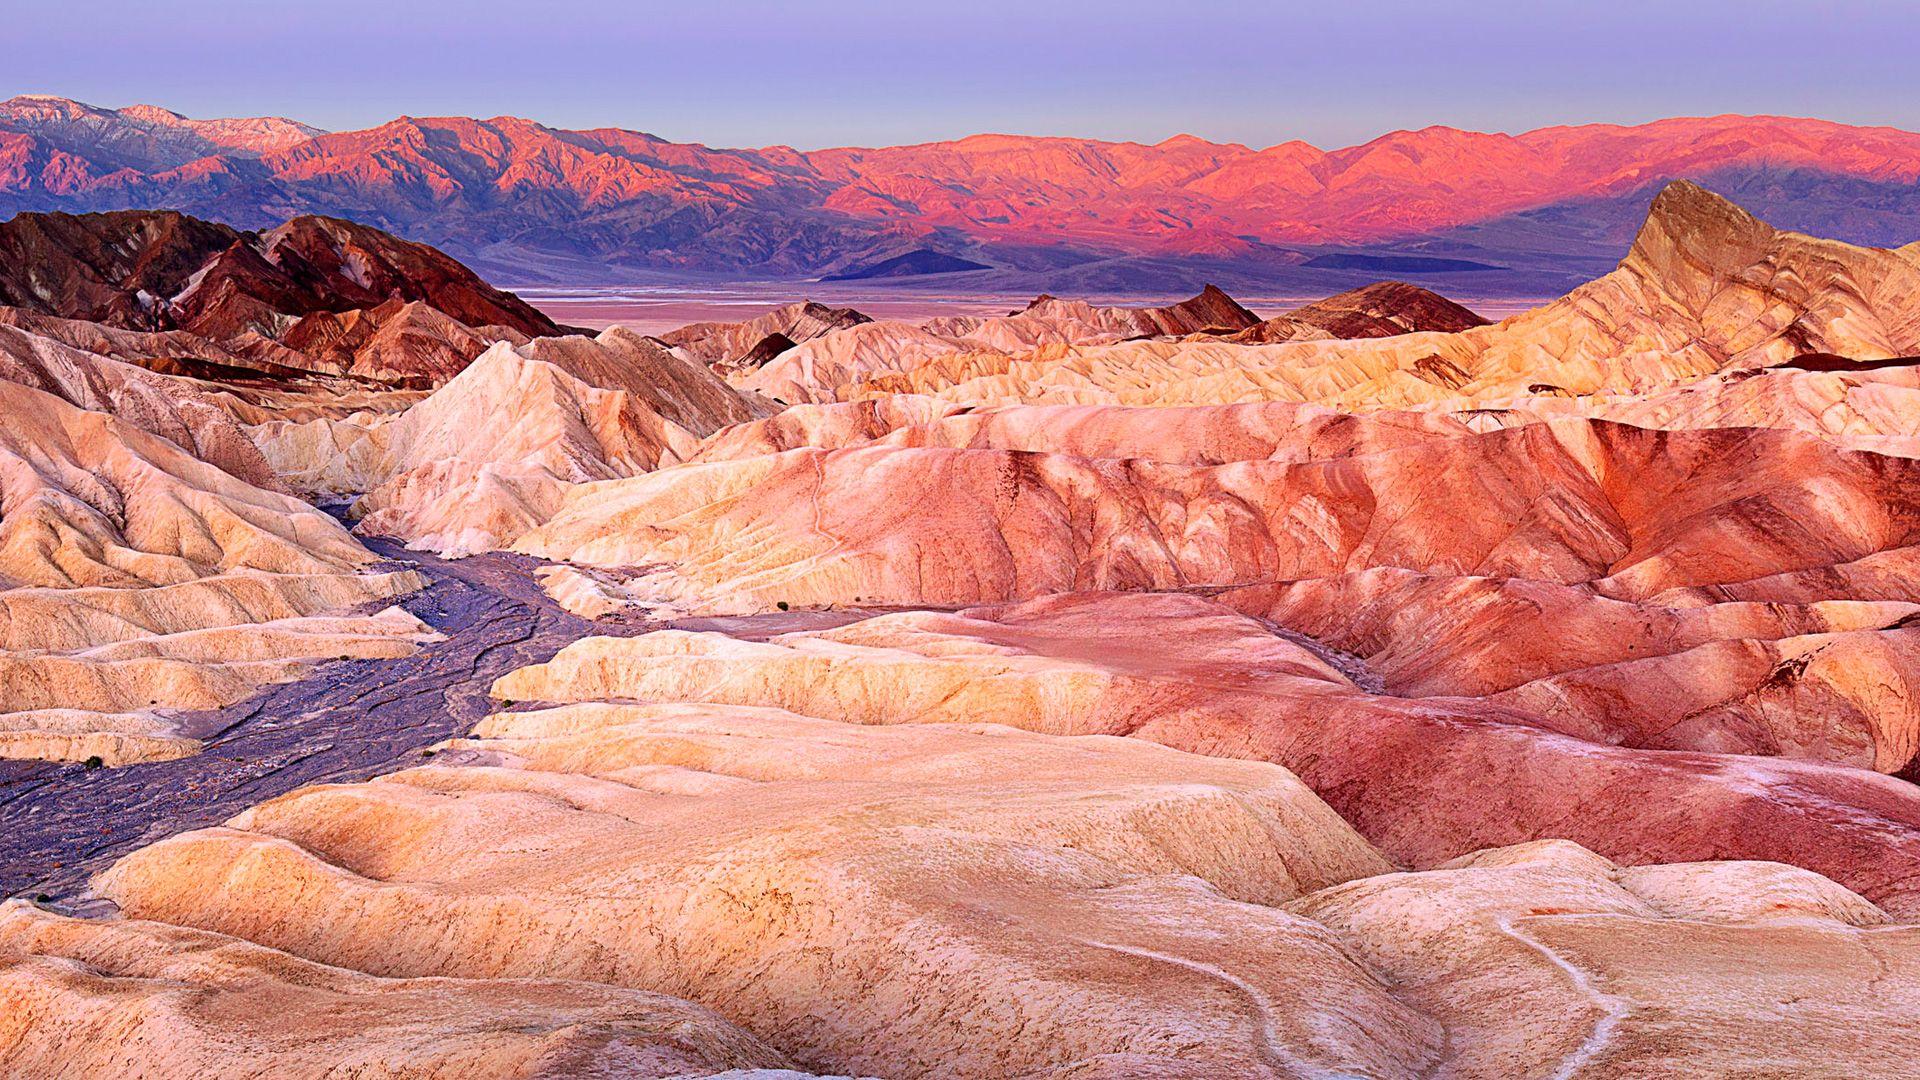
xmin=28 ymin=630 xmax=1912 ymax=1078
xmin=489 ymin=595 xmax=1920 ymax=915
xmin=1222 ymin=281 xmax=1490 ymax=343
xmin=663 ymin=299 xmax=874 ymax=375
xmin=998 ymin=283 xmax=1262 ymax=339
xmin=0 ymin=319 xmax=279 ymax=486
xmin=1403 ymin=357 xmax=1920 ymax=459
xmin=0 ymin=900 xmax=797 ymax=1079
xmin=252 ymin=328 xmax=771 ymax=554
xmin=0 ymin=377 xmax=432 ymax=764
xmin=737 ymin=286 xmax=1261 ymax=404
xmin=687 ymin=397 xmax=1476 ymax=465
xmin=687 ymin=394 xmax=972 ymax=462
xmin=831 ymin=183 xmax=1920 ymax=408
xmin=863 ymin=397 xmax=1477 ymax=462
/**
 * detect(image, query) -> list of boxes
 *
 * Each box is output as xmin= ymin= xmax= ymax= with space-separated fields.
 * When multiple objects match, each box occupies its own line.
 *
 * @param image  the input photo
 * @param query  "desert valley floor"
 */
xmin=7 ymin=181 xmax=1920 ymax=1077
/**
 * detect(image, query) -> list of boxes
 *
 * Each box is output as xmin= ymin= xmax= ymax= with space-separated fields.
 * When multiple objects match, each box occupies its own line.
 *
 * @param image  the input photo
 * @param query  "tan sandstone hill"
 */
xmin=663 ymin=299 xmax=874 ymax=375
xmin=1223 ymin=281 xmax=1491 ymax=343
xmin=489 ymin=593 xmax=1920 ymax=916
xmin=739 ymin=286 xmax=1263 ymax=404
xmin=0 ymin=376 xmax=431 ymax=764
xmin=0 ymin=320 xmax=280 ymax=487
xmin=90 ymin=705 xmax=1422 ymax=1078
xmin=685 ymin=396 xmax=1478 ymax=465
xmin=251 ymin=329 xmax=772 ymax=554
xmin=0 ymin=900 xmax=797 ymax=1078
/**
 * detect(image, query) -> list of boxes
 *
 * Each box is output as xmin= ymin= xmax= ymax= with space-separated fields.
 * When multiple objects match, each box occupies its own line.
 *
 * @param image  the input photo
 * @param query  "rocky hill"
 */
xmin=0 ymin=207 xmax=565 ymax=386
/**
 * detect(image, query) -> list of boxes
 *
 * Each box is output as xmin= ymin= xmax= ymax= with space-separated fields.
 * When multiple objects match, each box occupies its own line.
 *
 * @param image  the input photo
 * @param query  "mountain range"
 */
xmin=5 ymin=94 xmax=1920 ymax=292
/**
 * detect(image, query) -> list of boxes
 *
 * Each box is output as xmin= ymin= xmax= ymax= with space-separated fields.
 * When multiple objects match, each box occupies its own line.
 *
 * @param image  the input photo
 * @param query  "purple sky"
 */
xmin=6 ymin=0 xmax=1915 ymax=150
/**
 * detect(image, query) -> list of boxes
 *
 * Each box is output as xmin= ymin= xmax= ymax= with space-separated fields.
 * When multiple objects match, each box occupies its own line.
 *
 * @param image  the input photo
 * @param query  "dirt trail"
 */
xmin=0 ymin=536 xmax=642 ymax=905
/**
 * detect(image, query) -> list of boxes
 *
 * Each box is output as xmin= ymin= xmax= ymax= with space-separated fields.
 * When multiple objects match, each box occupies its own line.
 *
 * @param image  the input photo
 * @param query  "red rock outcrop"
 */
xmin=0 ymin=208 xmax=565 ymax=389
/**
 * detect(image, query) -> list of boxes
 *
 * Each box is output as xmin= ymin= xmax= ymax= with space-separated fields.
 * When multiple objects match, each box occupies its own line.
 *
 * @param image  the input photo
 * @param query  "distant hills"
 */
xmin=821 ymin=249 xmax=991 ymax=280
xmin=4 ymin=94 xmax=1920 ymax=293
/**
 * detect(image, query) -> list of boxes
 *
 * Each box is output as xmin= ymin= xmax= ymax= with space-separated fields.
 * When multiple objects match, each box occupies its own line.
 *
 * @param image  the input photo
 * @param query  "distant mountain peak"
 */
xmin=118 ymin=103 xmax=191 ymax=123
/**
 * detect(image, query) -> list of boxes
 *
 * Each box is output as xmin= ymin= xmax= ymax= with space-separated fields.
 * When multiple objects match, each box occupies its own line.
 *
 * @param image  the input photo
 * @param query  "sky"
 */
xmin=4 ymin=0 xmax=1916 ymax=150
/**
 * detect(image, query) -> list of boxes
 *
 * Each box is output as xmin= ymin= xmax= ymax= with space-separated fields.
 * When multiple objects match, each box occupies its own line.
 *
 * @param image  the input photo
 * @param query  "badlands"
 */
xmin=6 ymin=181 xmax=1920 ymax=1077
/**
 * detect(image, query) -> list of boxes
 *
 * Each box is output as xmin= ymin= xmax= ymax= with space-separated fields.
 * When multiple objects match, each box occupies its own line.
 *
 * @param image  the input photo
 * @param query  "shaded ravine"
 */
xmin=0 ymin=534 xmax=644 ymax=904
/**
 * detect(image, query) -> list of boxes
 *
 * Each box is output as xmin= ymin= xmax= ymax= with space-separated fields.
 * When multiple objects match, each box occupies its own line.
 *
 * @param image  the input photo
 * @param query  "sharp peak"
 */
xmin=1623 ymin=179 xmax=1777 ymax=280
xmin=1153 ymin=133 xmax=1236 ymax=150
xmin=1640 ymin=179 xmax=1768 ymax=237
xmin=1651 ymin=177 xmax=1745 ymax=209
